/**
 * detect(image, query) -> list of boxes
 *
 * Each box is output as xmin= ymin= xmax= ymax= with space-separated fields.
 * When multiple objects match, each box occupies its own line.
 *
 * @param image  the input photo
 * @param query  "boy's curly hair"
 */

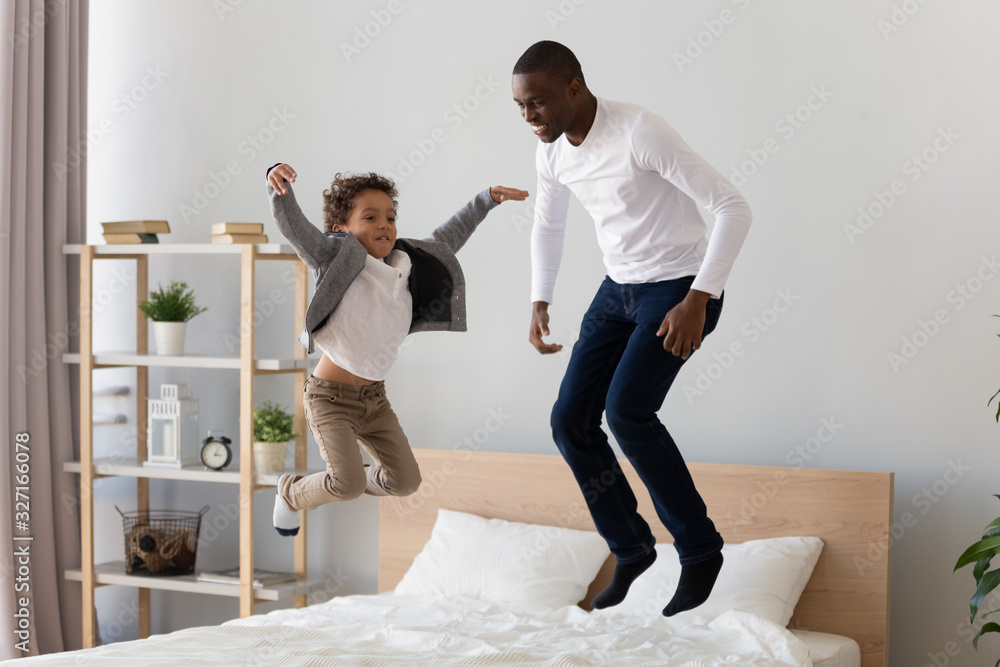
xmin=321 ymin=172 xmax=398 ymax=233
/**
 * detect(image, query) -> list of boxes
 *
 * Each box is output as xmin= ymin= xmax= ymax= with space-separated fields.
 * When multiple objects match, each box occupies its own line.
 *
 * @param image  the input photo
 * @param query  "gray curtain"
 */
xmin=1 ymin=0 xmax=88 ymax=658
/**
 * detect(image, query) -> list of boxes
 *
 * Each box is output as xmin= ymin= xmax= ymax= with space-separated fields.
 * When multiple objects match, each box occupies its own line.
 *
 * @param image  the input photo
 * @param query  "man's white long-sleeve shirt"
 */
xmin=531 ymin=97 xmax=752 ymax=303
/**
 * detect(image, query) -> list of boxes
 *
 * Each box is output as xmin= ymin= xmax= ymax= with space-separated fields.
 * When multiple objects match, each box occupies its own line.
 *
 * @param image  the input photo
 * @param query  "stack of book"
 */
xmin=102 ymin=220 xmax=170 ymax=244
xmin=210 ymin=222 xmax=268 ymax=244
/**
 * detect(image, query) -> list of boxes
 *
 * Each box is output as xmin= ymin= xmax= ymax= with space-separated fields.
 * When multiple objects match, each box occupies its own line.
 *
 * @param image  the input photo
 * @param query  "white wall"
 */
xmin=83 ymin=0 xmax=1000 ymax=662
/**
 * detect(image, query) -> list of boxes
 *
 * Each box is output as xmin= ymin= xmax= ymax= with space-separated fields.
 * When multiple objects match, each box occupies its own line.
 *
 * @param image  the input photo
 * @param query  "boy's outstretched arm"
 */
xmin=424 ymin=185 xmax=529 ymax=252
xmin=266 ymin=163 xmax=335 ymax=272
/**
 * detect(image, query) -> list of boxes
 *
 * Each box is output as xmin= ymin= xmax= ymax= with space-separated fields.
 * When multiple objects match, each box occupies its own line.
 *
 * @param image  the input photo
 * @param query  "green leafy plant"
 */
xmin=138 ymin=281 xmax=208 ymax=322
xmin=953 ymin=314 xmax=1000 ymax=659
xmin=954 ymin=497 xmax=1000 ymax=653
xmin=252 ymin=399 xmax=299 ymax=443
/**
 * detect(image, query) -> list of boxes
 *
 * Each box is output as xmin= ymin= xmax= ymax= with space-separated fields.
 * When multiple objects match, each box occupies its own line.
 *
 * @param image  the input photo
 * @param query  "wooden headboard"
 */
xmin=379 ymin=448 xmax=893 ymax=667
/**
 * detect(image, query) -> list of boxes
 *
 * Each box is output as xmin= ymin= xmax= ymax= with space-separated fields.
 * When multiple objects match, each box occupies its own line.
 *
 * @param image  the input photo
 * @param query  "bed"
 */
xmin=9 ymin=448 xmax=892 ymax=666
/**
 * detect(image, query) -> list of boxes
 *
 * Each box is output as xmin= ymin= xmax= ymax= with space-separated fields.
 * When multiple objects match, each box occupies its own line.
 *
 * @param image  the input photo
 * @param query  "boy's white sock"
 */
xmin=273 ymin=474 xmax=299 ymax=537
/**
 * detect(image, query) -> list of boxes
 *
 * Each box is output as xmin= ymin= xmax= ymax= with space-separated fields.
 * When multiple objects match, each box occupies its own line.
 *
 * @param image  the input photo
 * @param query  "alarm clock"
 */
xmin=200 ymin=431 xmax=232 ymax=471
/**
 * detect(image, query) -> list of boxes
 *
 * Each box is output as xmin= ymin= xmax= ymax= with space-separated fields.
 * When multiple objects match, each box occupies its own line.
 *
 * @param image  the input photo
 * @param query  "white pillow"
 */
xmin=609 ymin=536 xmax=823 ymax=626
xmin=394 ymin=508 xmax=610 ymax=609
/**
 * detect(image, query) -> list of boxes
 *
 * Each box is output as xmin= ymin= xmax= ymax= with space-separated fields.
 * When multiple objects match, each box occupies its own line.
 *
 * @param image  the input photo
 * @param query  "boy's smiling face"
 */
xmin=335 ymin=188 xmax=397 ymax=258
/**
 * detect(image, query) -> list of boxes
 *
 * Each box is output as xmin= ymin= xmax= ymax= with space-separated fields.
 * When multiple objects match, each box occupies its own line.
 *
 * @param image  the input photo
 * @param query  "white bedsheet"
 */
xmin=10 ymin=593 xmax=821 ymax=666
xmin=791 ymin=630 xmax=861 ymax=667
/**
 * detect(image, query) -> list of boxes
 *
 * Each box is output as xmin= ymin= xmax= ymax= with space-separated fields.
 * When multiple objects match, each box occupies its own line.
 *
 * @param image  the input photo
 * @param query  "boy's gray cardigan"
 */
xmin=266 ymin=173 xmax=499 ymax=355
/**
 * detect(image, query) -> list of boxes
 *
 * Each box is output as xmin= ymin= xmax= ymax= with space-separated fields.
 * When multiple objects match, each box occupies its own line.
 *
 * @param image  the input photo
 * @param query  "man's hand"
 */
xmin=529 ymin=301 xmax=563 ymax=354
xmin=268 ymin=163 xmax=297 ymax=195
xmin=657 ymin=289 xmax=711 ymax=358
xmin=490 ymin=186 xmax=529 ymax=203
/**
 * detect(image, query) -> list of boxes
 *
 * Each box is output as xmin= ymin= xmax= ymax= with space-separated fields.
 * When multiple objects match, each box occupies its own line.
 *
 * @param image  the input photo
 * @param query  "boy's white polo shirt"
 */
xmin=312 ymin=249 xmax=412 ymax=381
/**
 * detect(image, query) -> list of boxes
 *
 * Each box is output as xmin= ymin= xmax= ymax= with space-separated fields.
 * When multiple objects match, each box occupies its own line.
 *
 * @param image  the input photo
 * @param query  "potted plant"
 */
xmin=252 ymin=399 xmax=299 ymax=473
xmin=138 ymin=281 xmax=208 ymax=355
xmin=953 ymin=314 xmax=1000 ymax=660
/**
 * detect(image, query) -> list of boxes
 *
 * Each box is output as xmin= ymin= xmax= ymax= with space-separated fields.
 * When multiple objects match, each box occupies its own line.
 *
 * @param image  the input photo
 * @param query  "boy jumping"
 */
xmin=265 ymin=162 xmax=527 ymax=536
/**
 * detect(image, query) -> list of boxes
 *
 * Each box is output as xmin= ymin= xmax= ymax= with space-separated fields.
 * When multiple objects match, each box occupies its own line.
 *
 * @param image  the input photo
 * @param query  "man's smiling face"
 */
xmin=512 ymin=71 xmax=576 ymax=144
xmin=338 ymin=188 xmax=397 ymax=258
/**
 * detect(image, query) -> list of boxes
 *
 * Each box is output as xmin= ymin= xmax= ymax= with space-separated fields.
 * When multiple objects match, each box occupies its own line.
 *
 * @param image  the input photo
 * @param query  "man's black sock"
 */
xmin=590 ymin=549 xmax=657 ymax=610
xmin=662 ymin=552 xmax=724 ymax=617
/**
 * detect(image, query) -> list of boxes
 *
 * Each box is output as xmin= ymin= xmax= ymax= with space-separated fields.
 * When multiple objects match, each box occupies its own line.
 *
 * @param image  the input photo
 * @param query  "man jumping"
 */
xmin=512 ymin=41 xmax=752 ymax=616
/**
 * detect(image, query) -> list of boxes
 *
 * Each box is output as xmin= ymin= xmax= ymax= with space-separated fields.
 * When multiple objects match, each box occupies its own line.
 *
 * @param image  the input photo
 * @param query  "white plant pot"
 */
xmin=254 ymin=441 xmax=290 ymax=474
xmin=153 ymin=321 xmax=187 ymax=356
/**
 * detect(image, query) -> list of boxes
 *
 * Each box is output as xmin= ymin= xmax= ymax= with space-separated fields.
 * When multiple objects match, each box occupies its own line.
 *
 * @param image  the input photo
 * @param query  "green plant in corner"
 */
xmin=252 ymin=399 xmax=299 ymax=443
xmin=954 ymin=497 xmax=1000 ymax=655
xmin=138 ymin=280 xmax=208 ymax=322
xmin=953 ymin=314 xmax=1000 ymax=661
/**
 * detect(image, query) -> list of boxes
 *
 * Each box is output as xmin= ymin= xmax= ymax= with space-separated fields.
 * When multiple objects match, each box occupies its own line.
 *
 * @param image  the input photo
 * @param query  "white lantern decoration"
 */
xmin=144 ymin=383 xmax=200 ymax=468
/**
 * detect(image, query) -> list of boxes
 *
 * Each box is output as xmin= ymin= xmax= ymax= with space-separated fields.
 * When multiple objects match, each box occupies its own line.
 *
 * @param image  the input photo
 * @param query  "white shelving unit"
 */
xmin=62 ymin=241 xmax=325 ymax=647
xmin=64 ymin=562 xmax=319 ymax=601
xmin=62 ymin=352 xmax=313 ymax=371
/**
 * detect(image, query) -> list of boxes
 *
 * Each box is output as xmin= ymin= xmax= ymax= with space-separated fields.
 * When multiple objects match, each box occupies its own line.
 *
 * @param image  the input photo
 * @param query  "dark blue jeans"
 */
xmin=551 ymin=275 xmax=724 ymax=566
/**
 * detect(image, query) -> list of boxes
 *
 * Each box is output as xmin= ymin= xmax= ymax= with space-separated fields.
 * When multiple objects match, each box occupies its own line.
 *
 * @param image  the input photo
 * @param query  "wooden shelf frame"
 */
xmin=63 ymin=459 xmax=325 ymax=486
xmin=70 ymin=243 xmax=312 ymax=647
xmin=64 ymin=562 xmax=327 ymax=602
xmin=62 ymin=352 xmax=314 ymax=371
xmin=63 ymin=242 xmax=301 ymax=256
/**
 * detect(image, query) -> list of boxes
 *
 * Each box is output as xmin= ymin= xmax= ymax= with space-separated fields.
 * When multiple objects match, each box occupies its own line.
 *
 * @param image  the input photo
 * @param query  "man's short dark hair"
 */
xmin=513 ymin=41 xmax=586 ymax=87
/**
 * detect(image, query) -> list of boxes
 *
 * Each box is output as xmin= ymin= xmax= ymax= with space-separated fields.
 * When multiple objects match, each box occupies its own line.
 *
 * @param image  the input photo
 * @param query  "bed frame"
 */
xmin=378 ymin=448 xmax=893 ymax=667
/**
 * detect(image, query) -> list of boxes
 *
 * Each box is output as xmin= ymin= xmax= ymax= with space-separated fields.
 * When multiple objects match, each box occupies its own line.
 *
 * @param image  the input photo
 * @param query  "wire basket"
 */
xmin=116 ymin=505 xmax=209 ymax=576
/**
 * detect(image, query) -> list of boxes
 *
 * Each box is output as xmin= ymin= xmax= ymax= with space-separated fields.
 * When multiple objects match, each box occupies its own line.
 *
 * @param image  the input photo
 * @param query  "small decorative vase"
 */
xmin=153 ymin=321 xmax=187 ymax=356
xmin=253 ymin=441 xmax=290 ymax=473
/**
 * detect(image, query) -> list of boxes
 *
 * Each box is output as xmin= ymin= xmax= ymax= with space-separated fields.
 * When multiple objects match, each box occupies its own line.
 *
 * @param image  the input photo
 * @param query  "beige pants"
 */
xmin=278 ymin=375 xmax=422 ymax=511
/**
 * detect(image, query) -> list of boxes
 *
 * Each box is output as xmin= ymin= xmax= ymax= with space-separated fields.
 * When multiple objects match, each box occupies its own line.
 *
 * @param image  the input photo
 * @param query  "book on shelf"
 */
xmin=210 ymin=233 xmax=269 ymax=244
xmin=101 ymin=220 xmax=171 ymax=234
xmin=196 ymin=567 xmax=297 ymax=588
xmin=102 ymin=233 xmax=159 ymax=244
xmin=211 ymin=222 xmax=264 ymax=236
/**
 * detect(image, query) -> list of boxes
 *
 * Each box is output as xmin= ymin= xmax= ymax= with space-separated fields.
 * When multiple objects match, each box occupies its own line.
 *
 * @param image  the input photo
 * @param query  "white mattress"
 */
xmin=8 ymin=594 xmax=860 ymax=666
xmin=792 ymin=629 xmax=862 ymax=667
